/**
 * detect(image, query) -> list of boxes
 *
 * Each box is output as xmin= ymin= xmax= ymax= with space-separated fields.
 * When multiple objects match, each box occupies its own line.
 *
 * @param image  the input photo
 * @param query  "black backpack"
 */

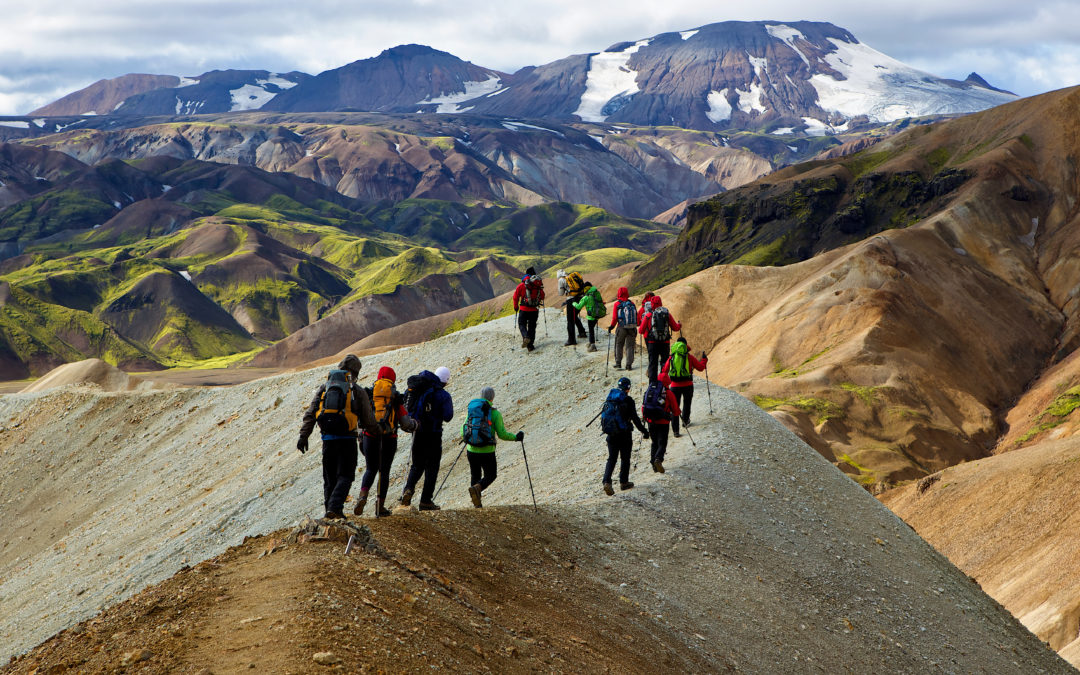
xmin=649 ymin=307 xmax=672 ymax=342
xmin=463 ymin=398 xmax=496 ymax=446
xmin=642 ymin=380 xmax=669 ymax=420
xmin=600 ymin=389 xmax=631 ymax=435
xmin=404 ymin=371 xmax=438 ymax=422
xmin=316 ymin=369 xmax=358 ymax=435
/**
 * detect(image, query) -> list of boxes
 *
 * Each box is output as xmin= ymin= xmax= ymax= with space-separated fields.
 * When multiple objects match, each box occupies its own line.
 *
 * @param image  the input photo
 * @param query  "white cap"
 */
xmin=435 ymin=366 xmax=450 ymax=383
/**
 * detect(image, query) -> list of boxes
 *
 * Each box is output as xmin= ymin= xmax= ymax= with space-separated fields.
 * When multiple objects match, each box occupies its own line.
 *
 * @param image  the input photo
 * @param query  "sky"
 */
xmin=2 ymin=0 xmax=1080 ymax=115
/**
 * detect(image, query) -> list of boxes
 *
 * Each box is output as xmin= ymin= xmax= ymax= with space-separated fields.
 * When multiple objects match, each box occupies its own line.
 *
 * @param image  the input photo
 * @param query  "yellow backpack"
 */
xmin=371 ymin=377 xmax=397 ymax=434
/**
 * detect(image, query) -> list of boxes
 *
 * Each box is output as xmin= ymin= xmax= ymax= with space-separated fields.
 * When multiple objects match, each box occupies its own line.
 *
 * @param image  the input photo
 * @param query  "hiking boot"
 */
xmin=652 ymin=461 xmax=665 ymax=474
xmin=418 ymin=502 xmax=441 ymax=511
xmin=683 ymin=419 xmax=691 ymax=427
xmin=522 ymin=337 xmax=528 ymax=347
xmin=375 ymin=499 xmax=392 ymax=518
xmin=399 ymin=487 xmax=414 ymax=507
xmin=469 ymin=483 xmax=483 ymax=508
xmin=324 ymin=510 xmax=345 ymax=520
xmin=613 ymin=363 xmax=621 ymax=370
xmin=620 ymin=481 xmax=635 ymax=491
xmin=564 ymin=340 xmax=576 ymax=347
xmin=578 ymin=332 xmax=587 ymax=339
xmin=673 ymin=431 xmax=682 ymax=438
xmin=526 ymin=339 xmax=535 ymax=352
xmin=603 ymin=482 xmax=614 ymax=496
xmin=353 ymin=489 xmax=369 ymax=516
xmin=586 ymin=343 xmax=597 ymax=352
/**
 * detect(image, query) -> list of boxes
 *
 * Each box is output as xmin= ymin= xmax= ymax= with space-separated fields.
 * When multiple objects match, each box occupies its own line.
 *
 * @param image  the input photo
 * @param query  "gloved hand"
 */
xmin=643 ymin=430 xmax=650 ymax=440
xmin=607 ymin=326 xmax=613 ymax=333
xmin=515 ymin=431 xmax=525 ymax=442
xmin=297 ymin=437 xmax=308 ymax=454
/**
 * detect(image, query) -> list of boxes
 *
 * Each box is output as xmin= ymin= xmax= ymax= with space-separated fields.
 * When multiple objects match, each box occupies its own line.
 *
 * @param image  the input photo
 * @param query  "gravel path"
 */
xmin=0 ymin=310 xmax=1071 ymax=671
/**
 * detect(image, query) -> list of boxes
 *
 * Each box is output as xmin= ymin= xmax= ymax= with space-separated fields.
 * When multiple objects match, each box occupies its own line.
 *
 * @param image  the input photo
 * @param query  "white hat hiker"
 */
xmin=435 ymin=366 xmax=450 ymax=383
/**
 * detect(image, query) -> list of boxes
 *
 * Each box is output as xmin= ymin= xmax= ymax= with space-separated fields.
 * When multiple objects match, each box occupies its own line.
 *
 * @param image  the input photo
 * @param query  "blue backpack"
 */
xmin=464 ymin=399 xmax=496 ymax=446
xmin=600 ymin=389 xmax=631 ymax=435
xmin=616 ymin=300 xmax=637 ymax=328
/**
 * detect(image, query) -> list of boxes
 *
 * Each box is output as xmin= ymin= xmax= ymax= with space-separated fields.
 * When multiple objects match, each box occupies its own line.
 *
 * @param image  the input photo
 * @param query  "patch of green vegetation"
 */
xmin=0 ymin=189 xmax=117 ymax=241
xmin=839 ymin=453 xmax=877 ymax=487
xmin=1016 ymin=385 xmax=1080 ymax=445
xmin=541 ymin=248 xmax=648 ymax=276
xmin=1018 ymin=134 xmax=1035 ymax=151
xmin=732 ymin=237 xmax=790 ymax=266
xmin=426 ymin=136 xmax=457 ymax=152
xmin=924 ymin=147 xmax=951 ymax=172
xmin=430 ymin=299 xmax=516 ymax=339
xmin=770 ymin=348 xmax=832 ymax=378
xmin=845 ymin=150 xmax=898 ymax=178
xmin=752 ymin=394 xmax=843 ymax=424
xmin=840 ymin=382 xmax=883 ymax=406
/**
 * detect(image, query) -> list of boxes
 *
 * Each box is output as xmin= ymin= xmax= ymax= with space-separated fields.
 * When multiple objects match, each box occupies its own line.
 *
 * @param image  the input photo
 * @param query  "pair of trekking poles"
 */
xmin=433 ymin=437 xmax=538 ymax=512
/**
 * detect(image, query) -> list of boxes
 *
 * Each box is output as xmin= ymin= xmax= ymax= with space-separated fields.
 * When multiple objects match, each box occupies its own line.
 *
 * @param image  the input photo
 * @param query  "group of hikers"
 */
xmin=297 ymin=267 xmax=709 ymax=518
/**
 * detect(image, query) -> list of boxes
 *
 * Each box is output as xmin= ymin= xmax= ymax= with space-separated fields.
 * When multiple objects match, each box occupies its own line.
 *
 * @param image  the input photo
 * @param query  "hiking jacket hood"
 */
xmin=609 ymin=287 xmax=635 ymax=329
xmin=662 ymin=342 xmax=707 ymax=386
xmin=363 ymin=367 xmax=417 ymax=438
xmin=463 ymin=399 xmax=519 ymax=453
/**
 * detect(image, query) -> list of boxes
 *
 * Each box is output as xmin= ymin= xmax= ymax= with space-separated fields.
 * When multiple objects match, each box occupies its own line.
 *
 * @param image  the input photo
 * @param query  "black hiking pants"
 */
xmin=603 ymin=431 xmax=633 ymax=485
xmin=672 ymin=386 xmax=693 ymax=434
xmin=587 ymin=318 xmax=598 ymax=346
xmin=518 ymin=310 xmax=538 ymax=344
xmin=648 ymin=422 xmax=670 ymax=463
xmin=467 ymin=451 xmax=498 ymax=491
xmin=360 ymin=433 xmax=398 ymax=501
xmin=647 ymin=341 xmax=670 ymax=382
xmin=566 ymin=298 xmax=586 ymax=343
xmin=321 ymin=437 xmax=358 ymax=514
xmin=613 ymin=325 xmax=636 ymax=368
xmin=404 ymin=429 xmax=443 ymax=504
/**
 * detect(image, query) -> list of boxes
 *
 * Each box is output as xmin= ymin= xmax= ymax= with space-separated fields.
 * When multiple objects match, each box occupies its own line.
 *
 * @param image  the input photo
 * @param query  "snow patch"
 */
xmin=734 ymin=82 xmax=766 ymax=114
xmin=802 ymin=117 xmax=831 ymax=136
xmin=230 ymin=84 xmax=279 ymax=111
xmin=83 ymin=111 xmax=98 ymax=116
xmin=574 ymin=39 xmax=652 ymax=123
xmin=161 ymin=185 xmax=173 ymax=193
xmin=0 ymin=121 xmax=29 ymax=128
xmin=706 ymin=90 xmax=732 ymax=123
xmin=765 ymin=24 xmax=811 ymax=66
xmin=680 ymin=30 xmax=699 ymax=40
xmin=501 ymin=121 xmax=564 ymax=136
xmin=176 ymin=76 xmax=199 ymax=87
xmin=773 ymin=127 xmax=795 ymax=135
xmin=787 ymin=145 xmax=798 ymax=152
xmin=32 ymin=118 xmax=45 ymax=127
xmin=180 ymin=270 xmax=192 ymax=281
xmin=258 ymin=74 xmax=298 ymax=90
xmin=809 ymin=37 xmax=1015 ymax=123
xmin=954 ymin=248 xmax=968 ymax=256
xmin=112 ymin=201 xmax=121 ymax=209
xmin=588 ymin=134 xmax=604 ymax=145
xmin=748 ymin=54 xmax=768 ymax=77
xmin=417 ymin=75 xmax=503 ymax=113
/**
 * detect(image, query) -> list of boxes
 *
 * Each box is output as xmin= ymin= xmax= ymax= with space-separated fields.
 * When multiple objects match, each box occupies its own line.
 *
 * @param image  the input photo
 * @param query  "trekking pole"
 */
xmin=585 ymin=406 xmax=603 ymax=428
xmin=520 ymin=439 xmax=538 ymax=512
xmin=434 ymin=441 xmax=467 ymax=500
xmin=704 ymin=362 xmax=714 ymax=414
xmin=682 ymin=423 xmax=697 ymax=447
xmin=605 ymin=329 xmax=611 ymax=377
xmin=542 ymin=302 xmax=548 ymax=336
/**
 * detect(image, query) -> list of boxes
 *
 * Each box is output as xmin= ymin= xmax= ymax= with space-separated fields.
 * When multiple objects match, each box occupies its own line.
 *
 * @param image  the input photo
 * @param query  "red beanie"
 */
xmin=378 ymin=366 xmax=396 ymax=381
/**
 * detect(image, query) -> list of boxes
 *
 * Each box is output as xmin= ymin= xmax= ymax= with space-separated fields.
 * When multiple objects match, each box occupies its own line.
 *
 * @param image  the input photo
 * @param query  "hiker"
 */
xmin=639 ymin=295 xmax=681 ymax=382
xmin=513 ymin=267 xmax=545 ymax=351
xmin=355 ymin=367 xmax=417 ymax=518
xmin=642 ymin=374 xmax=680 ymax=473
xmin=297 ymin=355 xmax=378 ymax=520
xmin=607 ymin=286 xmax=637 ymax=370
xmin=661 ymin=337 xmax=708 ymax=436
xmin=572 ymin=281 xmax=607 ymax=352
xmin=599 ymin=376 xmax=649 ymax=494
xmin=557 ymin=269 xmax=568 ymax=296
xmin=400 ymin=366 xmax=454 ymax=510
xmin=462 ymin=386 xmax=523 ymax=508
xmin=563 ymin=271 xmax=587 ymax=346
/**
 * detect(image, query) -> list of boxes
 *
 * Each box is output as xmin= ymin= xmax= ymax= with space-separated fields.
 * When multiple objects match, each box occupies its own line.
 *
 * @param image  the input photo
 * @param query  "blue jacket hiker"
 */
xmin=599 ymin=377 xmax=649 ymax=495
xmin=462 ymin=386 xmax=523 ymax=508
xmin=400 ymin=366 xmax=454 ymax=510
xmin=297 ymin=354 xmax=379 ymax=519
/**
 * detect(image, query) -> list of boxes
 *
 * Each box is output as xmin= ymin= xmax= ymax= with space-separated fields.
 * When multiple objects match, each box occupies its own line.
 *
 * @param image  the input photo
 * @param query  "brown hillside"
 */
xmin=29 ymin=74 xmax=180 ymax=116
xmin=881 ymin=437 xmax=1080 ymax=666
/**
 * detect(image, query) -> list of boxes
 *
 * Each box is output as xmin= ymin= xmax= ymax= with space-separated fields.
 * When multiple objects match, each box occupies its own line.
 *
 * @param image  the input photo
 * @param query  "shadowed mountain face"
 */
xmin=632 ymin=86 xmax=1080 ymax=489
xmin=28 ymin=74 xmax=182 ymax=116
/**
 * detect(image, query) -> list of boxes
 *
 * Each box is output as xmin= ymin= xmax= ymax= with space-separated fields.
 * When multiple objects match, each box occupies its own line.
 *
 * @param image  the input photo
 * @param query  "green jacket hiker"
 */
xmin=573 ymin=284 xmax=607 ymax=320
xmin=463 ymin=386 xmax=524 ymax=508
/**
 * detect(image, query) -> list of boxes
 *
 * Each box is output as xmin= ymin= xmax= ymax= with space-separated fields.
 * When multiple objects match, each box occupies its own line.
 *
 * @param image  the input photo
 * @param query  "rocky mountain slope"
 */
xmin=0 ymin=315 xmax=1070 ymax=672
xmin=623 ymin=84 xmax=1080 ymax=491
xmin=28 ymin=74 xmax=182 ymax=116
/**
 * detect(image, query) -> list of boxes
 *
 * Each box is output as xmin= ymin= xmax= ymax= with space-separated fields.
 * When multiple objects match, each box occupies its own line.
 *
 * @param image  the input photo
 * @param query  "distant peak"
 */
xmin=380 ymin=44 xmax=445 ymax=59
xmin=964 ymin=72 xmax=1015 ymax=95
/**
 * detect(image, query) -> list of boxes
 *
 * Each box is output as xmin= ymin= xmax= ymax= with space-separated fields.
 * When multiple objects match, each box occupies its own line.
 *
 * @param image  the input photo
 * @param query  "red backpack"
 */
xmin=520 ymin=275 xmax=543 ymax=308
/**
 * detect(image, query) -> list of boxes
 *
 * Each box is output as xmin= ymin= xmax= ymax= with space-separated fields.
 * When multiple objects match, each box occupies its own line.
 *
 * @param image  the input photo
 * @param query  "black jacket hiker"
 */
xmin=603 ymin=383 xmax=648 ymax=491
xmin=401 ymin=369 xmax=454 ymax=509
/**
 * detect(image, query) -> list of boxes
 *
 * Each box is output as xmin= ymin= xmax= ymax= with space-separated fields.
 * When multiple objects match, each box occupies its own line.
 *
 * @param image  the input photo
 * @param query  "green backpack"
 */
xmin=669 ymin=341 xmax=691 ymax=379
xmin=585 ymin=286 xmax=607 ymax=319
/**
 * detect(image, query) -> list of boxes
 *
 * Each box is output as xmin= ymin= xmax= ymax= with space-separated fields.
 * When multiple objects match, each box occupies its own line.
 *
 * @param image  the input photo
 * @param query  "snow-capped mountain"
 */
xmin=261 ymin=44 xmax=508 ymax=113
xmin=112 ymin=70 xmax=310 ymax=115
xmin=465 ymin=20 xmax=1017 ymax=133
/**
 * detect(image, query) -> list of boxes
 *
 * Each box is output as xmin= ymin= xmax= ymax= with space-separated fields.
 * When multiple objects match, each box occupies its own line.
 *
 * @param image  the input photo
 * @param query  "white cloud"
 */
xmin=1 ymin=0 xmax=1079 ymax=114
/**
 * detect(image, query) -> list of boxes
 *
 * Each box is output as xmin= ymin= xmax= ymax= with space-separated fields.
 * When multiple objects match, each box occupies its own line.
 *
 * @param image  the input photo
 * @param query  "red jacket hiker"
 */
xmin=642 ymin=376 xmax=681 ymax=424
xmin=638 ymin=295 xmax=681 ymax=343
xmin=662 ymin=351 xmax=708 ymax=389
xmin=513 ymin=277 xmax=545 ymax=313
xmin=608 ymin=287 xmax=633 ymax=330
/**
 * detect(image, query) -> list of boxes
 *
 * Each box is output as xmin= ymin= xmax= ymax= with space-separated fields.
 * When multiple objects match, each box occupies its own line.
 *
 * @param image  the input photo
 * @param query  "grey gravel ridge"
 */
xmin=0 ymin=309 xmax=1071 ymax=672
